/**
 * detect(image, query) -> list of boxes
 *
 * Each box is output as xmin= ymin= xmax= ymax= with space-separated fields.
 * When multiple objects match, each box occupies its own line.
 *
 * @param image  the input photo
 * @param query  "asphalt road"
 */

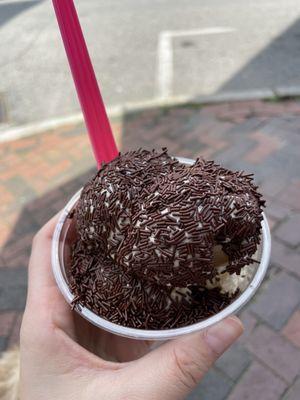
xmin=0 ymin=0 xmax=300 ymax=125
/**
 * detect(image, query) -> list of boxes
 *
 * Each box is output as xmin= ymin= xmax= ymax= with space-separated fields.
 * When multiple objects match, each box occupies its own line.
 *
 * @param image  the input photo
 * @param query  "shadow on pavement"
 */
xmin=0 ymin=1 xmax=43 ymax=28
xmin=0 ymin=167 xmax=96 ymax=331
xmin=219 ymin=17 xmax=300 ymax=93
xmin=0 ymin=165 xmax=96 ymax=265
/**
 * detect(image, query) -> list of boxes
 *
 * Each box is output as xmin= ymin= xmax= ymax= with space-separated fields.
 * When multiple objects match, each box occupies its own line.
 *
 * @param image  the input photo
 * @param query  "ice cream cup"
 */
xmin=51 ymin=157 xmax=271 ymax=340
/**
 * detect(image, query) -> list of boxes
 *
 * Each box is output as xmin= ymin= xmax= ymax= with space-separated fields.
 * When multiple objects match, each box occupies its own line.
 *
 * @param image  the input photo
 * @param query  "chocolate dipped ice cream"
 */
xmin=69 ymin=149 xmax=265 ymax=329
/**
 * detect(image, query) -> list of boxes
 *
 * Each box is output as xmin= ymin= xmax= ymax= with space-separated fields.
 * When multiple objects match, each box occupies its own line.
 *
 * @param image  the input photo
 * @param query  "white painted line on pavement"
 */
xmin=157 ymin=32 xmax=173 ymax=103
xmin=156 ymin=27 xmax=236 ymax=100
xmin=170 ymin=27 xmax=236 ymax=37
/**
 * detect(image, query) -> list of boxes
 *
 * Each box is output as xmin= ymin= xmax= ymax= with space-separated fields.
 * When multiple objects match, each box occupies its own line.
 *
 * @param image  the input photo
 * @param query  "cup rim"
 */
xmin=51 ymin=157 xmax=271 ymax=340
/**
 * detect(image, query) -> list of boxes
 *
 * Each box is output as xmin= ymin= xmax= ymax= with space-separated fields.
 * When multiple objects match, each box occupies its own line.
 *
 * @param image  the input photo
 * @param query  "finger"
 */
xmin=25 ymin=212 xmax=79 ymax=339
xmin=131 ymin=317 xmax=243 ymax=400
xmin=27 ymin=212 xmax=61 ymax=303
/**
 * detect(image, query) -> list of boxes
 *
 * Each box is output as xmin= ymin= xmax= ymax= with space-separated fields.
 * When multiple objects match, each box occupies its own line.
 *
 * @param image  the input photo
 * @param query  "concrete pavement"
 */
xmin=1 ymin=0 xmax=300 ymax=126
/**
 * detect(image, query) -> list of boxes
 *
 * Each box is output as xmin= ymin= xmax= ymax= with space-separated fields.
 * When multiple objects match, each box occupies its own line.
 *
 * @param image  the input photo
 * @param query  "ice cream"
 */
xmin=69 ymin=149 xmax=265 ymax=329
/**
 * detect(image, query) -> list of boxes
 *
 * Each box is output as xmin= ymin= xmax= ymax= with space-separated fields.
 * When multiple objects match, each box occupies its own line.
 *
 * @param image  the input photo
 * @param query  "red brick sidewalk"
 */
xmin=1 ymin=100 xmax=300 ymax=399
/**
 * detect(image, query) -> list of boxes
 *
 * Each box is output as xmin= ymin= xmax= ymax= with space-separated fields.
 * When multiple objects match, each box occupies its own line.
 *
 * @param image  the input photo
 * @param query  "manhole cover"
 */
xmin=0 ymin=94 xmax=7 ymax=124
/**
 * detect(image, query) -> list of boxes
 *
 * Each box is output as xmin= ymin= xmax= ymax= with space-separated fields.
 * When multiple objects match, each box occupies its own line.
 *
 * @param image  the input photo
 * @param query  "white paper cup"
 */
xmin=51 ymin=157 xmax=271 ymax=340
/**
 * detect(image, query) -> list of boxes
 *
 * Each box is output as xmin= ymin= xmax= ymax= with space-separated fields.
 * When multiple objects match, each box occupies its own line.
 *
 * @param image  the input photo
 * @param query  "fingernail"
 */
xmin=204 ymin=316 xmax=244 ymax=355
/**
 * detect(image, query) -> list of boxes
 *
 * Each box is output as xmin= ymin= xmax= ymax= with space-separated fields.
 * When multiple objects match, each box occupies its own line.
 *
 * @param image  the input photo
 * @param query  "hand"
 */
xmin=20 ymin=214 xmax=243 ymax=400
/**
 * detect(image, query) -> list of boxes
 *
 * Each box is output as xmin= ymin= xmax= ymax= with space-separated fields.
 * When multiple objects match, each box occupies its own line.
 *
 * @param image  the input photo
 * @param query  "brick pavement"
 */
xmin=0 ymin=99 xmax=300 ymax=399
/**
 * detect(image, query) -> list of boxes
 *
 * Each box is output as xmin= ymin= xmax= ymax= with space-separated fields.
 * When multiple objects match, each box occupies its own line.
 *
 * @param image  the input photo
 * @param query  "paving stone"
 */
xmin=186 ymin=115 xmax=219 ymax=136
xmin=260 ymin=173 xmax=290 ymax=198
xmin=0 ymin=336 xmax=7 ymax=352
xmin=275 ymin=214 xmax=300 ymax=247
xmin=0 ymin=256 xmax=6 ymax=269
xmin=5 ymin=175 xmax=36 ymax=202
xmin=279 ymin=180 xmax=300 ymax=211
xmin=246 ymin=325 xmax=300 ymax=383
xmin=8 ymin=313 xmax=23 ymax=348
xmin=0 ymin=286 xmax=27 ymax=312
xmin=0 ymin=312 xmax=16 ymax=336
xmin=50 ymin=194 xmax=72 ymax=213
xmin=237 ymin=311 xmax=258 ymax=344
xmin=214 ymin=139 xmax=254 ymax=166
xmin=0 ymin=268 xmax=27 ymax=311
xmin=244 ymin=131 xmax=283 ymax=164
xmin=250 ymin=271 xmax=300 ymax=330
xmin=271 ymin=240 xmax=300 ymax=278
xmin=267 ymin=202 xmax=291 ymax=221
xmin=260 ymin=116 xmax=289 ymax=134
xmin=61 ymin=177 xmax=84 ymax=196
xmin=76 ymin=169 xmax=97 ymax=188
xmin=3 ymin=252 xmax=30 ymax=269
xmin=1 ymin=232 xmax=33 ymax=260
xmin=187 ymin=368 xmax=233 ymax=400
xmin=267 ymin=216 xmax=278 ymax=232
xmin=283 ymin=377 xmax=300 ymax=400
xmin=226 ymin=116 xmax=265 ymax=136
xmin=282 ymin=309 xmax=300 ymax=348
xmin=0 ymin=267 xmax=27 ymax=288
xmin=26 ymin=188 xmax=65 ymax=212
xmin=215 ymin=343 xmax=251 ymax=381
xmin=263 ymin=149 xmax=300 ymax=180
xmin=6 ymin=214 xmax=38 ymax=238
xmin=228 ymin=362 xmax=286 ymax=400
xmin=29 ymin=203 xmax=59 ymax=227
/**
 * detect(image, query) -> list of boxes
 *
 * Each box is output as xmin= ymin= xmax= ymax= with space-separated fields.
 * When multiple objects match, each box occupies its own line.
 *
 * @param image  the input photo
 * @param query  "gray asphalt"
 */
xmin=0 ymin=0 xmax=300 ymax=125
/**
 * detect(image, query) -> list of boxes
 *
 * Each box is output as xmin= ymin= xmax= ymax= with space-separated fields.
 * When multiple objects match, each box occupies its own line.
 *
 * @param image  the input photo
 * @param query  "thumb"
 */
xmin=134 ymin=316 xmax=243 ymax=400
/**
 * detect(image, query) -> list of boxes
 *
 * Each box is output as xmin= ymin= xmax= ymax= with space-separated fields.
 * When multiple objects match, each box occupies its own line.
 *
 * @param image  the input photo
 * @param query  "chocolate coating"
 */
xmin=75 ymin=149 xmax=179 ymax=259
xmin=70 ymin=149 xmax=265 ymax=329
xmin=75 ymin=149 xmax=264 ymax=287
xmin=70 ymin=243 xmax=238 ymax=330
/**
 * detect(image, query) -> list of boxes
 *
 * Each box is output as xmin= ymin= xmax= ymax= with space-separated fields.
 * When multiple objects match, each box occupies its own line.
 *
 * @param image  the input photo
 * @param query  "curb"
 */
xmin=1 ymin=87 xmax=299 ymax=144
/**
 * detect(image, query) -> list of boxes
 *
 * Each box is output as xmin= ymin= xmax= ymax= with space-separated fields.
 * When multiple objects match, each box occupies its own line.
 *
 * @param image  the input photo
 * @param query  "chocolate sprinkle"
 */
xmin=69 ymin=149 xmax=264 ymax=330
